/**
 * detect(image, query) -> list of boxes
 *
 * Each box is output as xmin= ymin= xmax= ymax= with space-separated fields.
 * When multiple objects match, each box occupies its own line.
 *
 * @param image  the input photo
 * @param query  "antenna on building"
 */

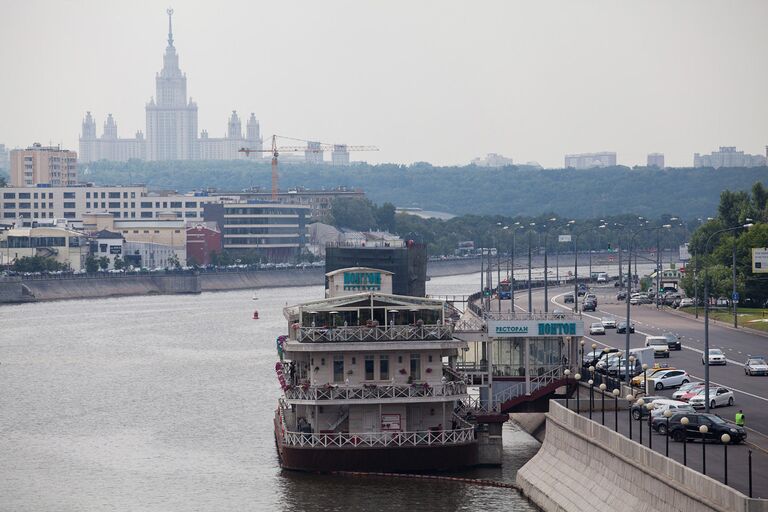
xmin=167 ymin=7 xmax=174 ymax=47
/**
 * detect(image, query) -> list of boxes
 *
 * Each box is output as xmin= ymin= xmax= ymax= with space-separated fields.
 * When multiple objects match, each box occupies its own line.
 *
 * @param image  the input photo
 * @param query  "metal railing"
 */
xmin=492 ymin=366 xmax=563 ymax=406
xmin=295 ymin=324 xmax=453 ymax=343
xmin=284 ymin=381 xmax=467 ymax=401
xmin=483 ymin=311 xmax=581 ymax=321
xmin=282 ymin=422 xmax=475 ymax=449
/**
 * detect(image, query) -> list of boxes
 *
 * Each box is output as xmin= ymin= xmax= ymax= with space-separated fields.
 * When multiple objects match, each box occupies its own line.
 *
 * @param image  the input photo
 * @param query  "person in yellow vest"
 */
xmin=735 ymin=410 xmax=745 ymax=427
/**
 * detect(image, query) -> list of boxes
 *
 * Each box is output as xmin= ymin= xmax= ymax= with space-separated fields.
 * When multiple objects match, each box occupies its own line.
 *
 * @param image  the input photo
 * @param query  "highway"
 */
xmin=493 ymin=284 xmax=768 ymax=496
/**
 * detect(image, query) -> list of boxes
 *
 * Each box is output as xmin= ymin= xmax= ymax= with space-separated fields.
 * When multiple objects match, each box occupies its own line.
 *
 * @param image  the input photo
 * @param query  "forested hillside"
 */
xmin=81 ymin=160 xmax=767 ymax=219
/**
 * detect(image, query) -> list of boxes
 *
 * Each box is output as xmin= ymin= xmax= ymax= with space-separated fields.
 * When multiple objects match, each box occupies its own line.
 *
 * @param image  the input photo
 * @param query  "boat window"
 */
xmin=333 ymin=355 xmax=344 ymax=383
xmin=379 ymin=355 xmax=389 ymax=380
xmin=410 ymin=354 xmax=421 ymax=381
xmin=365 ymin=355 xmax=375 ymax=380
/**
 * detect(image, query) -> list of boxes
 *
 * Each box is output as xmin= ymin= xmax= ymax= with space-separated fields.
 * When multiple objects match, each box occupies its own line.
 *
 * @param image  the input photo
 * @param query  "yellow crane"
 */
xmin=239 ymin=135 xmax=378 ymax=200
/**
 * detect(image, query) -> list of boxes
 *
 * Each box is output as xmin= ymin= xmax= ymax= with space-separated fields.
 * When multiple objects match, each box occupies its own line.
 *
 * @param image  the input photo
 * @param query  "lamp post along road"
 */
xmin=700 ymin=424 xmax=708 ymax=475
xmin=703 ymin=223 xmax=753 ymax=413
xmin=528 ymin=226 xmax=534 ymax=313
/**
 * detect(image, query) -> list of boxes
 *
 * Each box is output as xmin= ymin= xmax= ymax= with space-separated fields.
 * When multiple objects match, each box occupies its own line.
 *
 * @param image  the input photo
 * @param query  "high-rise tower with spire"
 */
xmin=145 ymin=8 xmax=199 ymax=161
xmin=79 ymin=9 xmax=262 ymax=163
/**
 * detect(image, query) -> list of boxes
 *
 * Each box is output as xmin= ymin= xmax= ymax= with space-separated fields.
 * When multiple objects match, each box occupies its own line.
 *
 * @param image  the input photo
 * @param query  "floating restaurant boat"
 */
xmin=272 ymin=267 xmax=500 ymax=472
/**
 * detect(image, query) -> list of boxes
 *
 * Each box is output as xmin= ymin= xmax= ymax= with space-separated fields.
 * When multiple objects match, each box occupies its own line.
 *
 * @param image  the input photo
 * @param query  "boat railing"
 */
xmin=294 ymin=324 xmax=453 ymax=343
xmin=282 ymin=424 xmax=475 ymax=449
xmin=283 ymin=381 xmax=467 ymax=401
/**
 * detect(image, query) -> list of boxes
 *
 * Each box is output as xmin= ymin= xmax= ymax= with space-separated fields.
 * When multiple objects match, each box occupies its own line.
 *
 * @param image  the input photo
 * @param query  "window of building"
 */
xmin=184 ymin=211 xmax=197 ymax=217
xmin=133 ymin=230 xmax=139 ymax=234
xmin=111 ymin=212 xmax=120 ymax=218
xmin=379 ymin=355 xmax=389 ymax=380
xmin=108 ymin=202 xmax=120 ymax=208
xmin=155 ymin=202 xmax=160 ymax=208
xmin=33 ymin=193 xmax=38 ymax=199
xmin=170 ymin=202 xmax=182 ymax=208
xmin=3 ymin=212 xmax=15 ymax=218
xmin=154 ymin=230 xmax=159 ymax=234
xmin=101 ymin=202 xmax=106 ymax=208
xmin=410 ymin=354 xmax=421 ymax=381
xmin=141 ymin=212 xmax=152 ymax=218
xmin=174 ymin=230 xmax=180 ymax=233
xmin=143 ymin=230 xmax=149 ymax=233
xmin=185 ymin=202 xmax=197 ymax=208
xmin=333 ymin=355 xmax=344 ymax=383
xmin=130 ymin=192 xmax=136 ymax=199
xmin=63 ymin=192 xmax=75 ymax=199
xmin=130 ymin=202 xmax=135 ymax=208
xmin=63 ymin=202 xmax=76 ymax=209
xmin=130 ymin=212 xmax=135 ymax=218
xmin=123 ymin=192 xmax=128 ymax=199
xmin=19 ymin=193 xmax=30 ymax=199
xmin=86 ymin=202 xmax=91 ymax=208
xmin=86 ymin=192 xmax=91 ymax=199
xmin=141 ymin=202 xmax=152 ymax=208
xmin=3 ymin=203 xmax=15 ymax=209
xmin=109 ymin=192 xmax=120 ymax=199
xmin=364 ymin=355 xmax=375 ymax=380
xmin=123 ymin=202 xmax=128 ymax=208
xmin=3 ymin=193 xmax=15 ymax=199
xmin=18 ymin=202 xmax=30 ymax=209
xmin=63 ymin=212 xmax=76 ymax=219
xmin=48 ymin=193 xmax=53 ymax=199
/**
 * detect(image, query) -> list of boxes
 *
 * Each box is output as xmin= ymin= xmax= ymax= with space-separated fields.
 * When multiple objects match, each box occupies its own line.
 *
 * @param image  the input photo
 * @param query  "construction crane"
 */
xmin=239 ymin=135 xmax=378 ymax=200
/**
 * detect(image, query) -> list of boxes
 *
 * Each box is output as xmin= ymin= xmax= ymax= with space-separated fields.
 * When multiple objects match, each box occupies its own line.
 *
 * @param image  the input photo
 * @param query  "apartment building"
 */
xmin=10 ymin=143 xmax=78 ymax=187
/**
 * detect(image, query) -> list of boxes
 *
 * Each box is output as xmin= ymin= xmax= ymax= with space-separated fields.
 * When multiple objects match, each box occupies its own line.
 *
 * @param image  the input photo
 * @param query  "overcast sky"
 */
xmin=1 ymin=0 xmax=767 ymax=167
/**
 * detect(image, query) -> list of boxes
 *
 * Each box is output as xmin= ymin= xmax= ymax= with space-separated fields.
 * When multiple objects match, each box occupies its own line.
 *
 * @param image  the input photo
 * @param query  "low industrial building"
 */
xmin=186 ymin=222 xmax=222 ymax=266
xmin=0 ymin=225 xmax=89 ymax=270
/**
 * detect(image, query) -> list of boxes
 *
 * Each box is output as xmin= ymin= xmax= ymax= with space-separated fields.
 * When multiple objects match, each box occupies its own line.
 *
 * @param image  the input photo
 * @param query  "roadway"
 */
xmin=491 ymin=285 xmax=768 ymax=497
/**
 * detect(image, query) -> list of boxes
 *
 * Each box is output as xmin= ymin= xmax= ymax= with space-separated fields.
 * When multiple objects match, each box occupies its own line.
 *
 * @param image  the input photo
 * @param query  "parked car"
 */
xmin=601 ymin=317 xmax=617 ymax=329
xmin=661 ymin=332 xmax=682 ymax=351
xmin=645 ymin=336 xmax=670 ymax=358
xmin=667 ymin=413 xmax=746 ymax=443
xmin=583 ymin=348 xmax=619 ymax=367
xmin=672 ymin=381 xmax=705 ymax=400
xmin=589 ymin=322 xmax=605 ymax=335
xmin=616 ymin=321 xmax=635 ymax=334
xmin=744 ymin=356 xmax=768 ymax=376
xmin=715 ymin=297 xmax=730 ymax=307
xmin=630 ymin=365 xmax=674 ymax=387
xmin=631 ymin=395 xmax=666 ymax=420
xmin=650 ymin=400 xmax=697 ymax=428
xmin=564 ymin=294 xmax=575 ymax=304
xmin=616 ymin=291 xmax=627 ymax=301
xmin=648 ymin=369 xmax=690 ymax=390
xmin=679 ymin=298 xmax=694 ymax=308
xmin=688 ymin=387 xmax=734 ymax=409
xmin=703 ymin=348 xmax=727 ymax=366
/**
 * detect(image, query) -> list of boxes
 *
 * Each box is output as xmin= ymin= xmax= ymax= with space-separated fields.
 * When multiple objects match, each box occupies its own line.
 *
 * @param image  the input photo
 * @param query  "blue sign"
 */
xmin=732 ymin=291 xmax=740 ymax=302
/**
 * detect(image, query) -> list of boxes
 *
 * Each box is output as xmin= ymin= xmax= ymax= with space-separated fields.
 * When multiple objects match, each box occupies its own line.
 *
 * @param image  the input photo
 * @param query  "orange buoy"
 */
xmin=253 ymin=310 xmax=259 ymax=320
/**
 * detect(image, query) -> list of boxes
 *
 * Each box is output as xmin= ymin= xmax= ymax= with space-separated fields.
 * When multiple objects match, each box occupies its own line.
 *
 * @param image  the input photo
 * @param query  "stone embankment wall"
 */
xmin=516 ymin=400 xmax=767 ymax=512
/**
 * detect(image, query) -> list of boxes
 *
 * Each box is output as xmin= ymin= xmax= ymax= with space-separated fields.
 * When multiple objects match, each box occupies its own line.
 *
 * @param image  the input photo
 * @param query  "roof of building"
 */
xmin=325 ymin=267 xmax=394 ymax=278
xmin=93 ymin=229 xmax=124 ymax=240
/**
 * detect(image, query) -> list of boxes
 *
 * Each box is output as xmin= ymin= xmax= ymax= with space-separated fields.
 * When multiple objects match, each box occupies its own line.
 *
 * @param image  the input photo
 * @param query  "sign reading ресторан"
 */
xmin=343 ymin=271 xmax=382 ymax=291
xmin=487 ymin=320 xmax=584 ymax=337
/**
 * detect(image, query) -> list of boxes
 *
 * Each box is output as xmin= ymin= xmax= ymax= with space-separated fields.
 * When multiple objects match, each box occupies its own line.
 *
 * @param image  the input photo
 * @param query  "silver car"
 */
xmin=688 ymin=387 xmax=734 ymax=409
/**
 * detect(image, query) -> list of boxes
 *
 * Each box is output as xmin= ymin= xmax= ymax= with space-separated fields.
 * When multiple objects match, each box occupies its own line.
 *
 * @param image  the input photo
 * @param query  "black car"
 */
xmin=616 ymin=291 xmax=627 ymax=301
xmin=582 ymin=301 xmax=596 ymax=312
xmin=616 ymin=321 xmax=635 ymax=334
xmin=630 ymin=395 xmax=665 ymax=420
xmin=662 ymin=332 xmax=681 ymax=351
xmin=667 ymin=413 xmax=746 ymax=444
xmin=564 ymin=294 xmax=575 ymax=304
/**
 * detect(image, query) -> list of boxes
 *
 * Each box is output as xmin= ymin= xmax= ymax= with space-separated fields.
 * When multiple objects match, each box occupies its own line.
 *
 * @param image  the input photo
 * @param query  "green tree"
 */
xmin=375 ymin=202 xmax=397 ymax=232
xmin=85 ymin=254 xmax=99 ymax=273
xmin=12 ymin=256 xmax=66 ymax=272
xmin=168 ymin=254 xmax=181 ymax=269
xmin=113 ymin=255 xmax=125 ymax=270
xmin=98 ymin=256 xmax=110 ymax=270
xmin=330 ymin=198 xmax=377 ymax=231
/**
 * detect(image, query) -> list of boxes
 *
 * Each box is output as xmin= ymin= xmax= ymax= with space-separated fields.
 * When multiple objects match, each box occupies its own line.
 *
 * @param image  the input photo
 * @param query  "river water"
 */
xmin=0 ymin=273 xmax=540 ymax=512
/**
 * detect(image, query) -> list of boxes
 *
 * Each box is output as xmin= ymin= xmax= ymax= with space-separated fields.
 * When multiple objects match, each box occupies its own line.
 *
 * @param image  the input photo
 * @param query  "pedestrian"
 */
xmin=735 ymin=410 xmax=745 ymax=427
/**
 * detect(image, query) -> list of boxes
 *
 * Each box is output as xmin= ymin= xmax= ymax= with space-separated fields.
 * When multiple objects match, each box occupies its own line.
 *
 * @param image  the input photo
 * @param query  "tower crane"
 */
xmin=239 ymin=135 xmax=378 ymax=200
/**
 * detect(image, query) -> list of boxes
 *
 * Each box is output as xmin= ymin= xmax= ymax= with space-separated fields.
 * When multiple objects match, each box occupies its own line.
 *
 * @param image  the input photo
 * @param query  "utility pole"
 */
xmin=656 ymin=229 xmax=662 ymax=309
xmin=528 ymin=229 xmax=533 ymax=313
xmin=733 ymin=239 xmax=738 ymax=328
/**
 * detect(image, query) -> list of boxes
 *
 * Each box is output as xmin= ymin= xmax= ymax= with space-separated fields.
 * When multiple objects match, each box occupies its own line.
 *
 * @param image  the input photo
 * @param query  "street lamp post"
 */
xmin=528 ymin=224 xmax=535 ymax=313
xmin=646 ymin=403 xmax=655 ymax=449
xmin=700 ymin=424 xmax=709 ymax=475
xmin=703 ymin=223 xmax=753 ymax=413
xmin=599 ymin=383 xmax=607 ymax=425
xmin=636 ymin=398 xmax=644 ymax=444
xmin=544 ymin=218 xmax=557 ymax=313
xmin=564 ymin=369 xmax=571 ymax=409
xmin=721 ymin=434 xmax=730 ymax=485
xmin=664 ymin=409 xmax=673 ymax=456
xmin=681 ymin=417 xmax=689 ymax=466
xmin=575 ymin=371 xmax=582 ymax=413
xmin=612 ymin=389 xmax=620 ymax=432
xmin=626 ymin=394 xmax=634 ymax=440
xmin=588 ymin=366 xmax=595 ymax=420
xmin=570 ymin=223 xmax=607 ymax=313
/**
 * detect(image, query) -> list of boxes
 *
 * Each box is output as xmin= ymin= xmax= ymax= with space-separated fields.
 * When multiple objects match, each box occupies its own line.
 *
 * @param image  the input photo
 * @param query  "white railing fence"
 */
xmin=284 ymin=381 xmax=467 ymax=401
xmin=295 ymin=324 xmax=453 ymax=343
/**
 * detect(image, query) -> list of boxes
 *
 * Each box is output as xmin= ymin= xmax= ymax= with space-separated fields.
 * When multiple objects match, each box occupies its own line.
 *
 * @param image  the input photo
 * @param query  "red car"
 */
xmin=678 ymin=388 xmax=704 ymax=402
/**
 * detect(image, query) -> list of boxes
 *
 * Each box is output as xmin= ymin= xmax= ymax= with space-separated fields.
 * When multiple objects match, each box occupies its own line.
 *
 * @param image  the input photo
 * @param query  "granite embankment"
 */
xmin=0 ymin=257 xmax=487 ymax=304
xmin=516 ymin=400 xmax=767 ymax=512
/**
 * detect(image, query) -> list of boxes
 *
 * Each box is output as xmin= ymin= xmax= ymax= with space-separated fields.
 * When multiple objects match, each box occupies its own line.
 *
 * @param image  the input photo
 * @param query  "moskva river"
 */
xmin=0 ymin=273 xmax=539 ymax=511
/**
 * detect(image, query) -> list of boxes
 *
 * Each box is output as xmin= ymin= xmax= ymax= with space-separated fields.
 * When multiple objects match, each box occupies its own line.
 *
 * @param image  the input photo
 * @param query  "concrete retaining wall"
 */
xmin=516 ymin=400 xmax=767 ymax=512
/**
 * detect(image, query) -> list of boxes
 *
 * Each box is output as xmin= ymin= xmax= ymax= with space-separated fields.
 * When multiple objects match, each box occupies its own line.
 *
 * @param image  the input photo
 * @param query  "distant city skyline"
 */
xmin=1 ymin=1 xmax=767 ymax=167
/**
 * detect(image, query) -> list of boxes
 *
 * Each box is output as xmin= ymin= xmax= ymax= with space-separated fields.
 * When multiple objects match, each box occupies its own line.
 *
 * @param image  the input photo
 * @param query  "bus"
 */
xmin=499 ymin=278 xmax=512 ymax=300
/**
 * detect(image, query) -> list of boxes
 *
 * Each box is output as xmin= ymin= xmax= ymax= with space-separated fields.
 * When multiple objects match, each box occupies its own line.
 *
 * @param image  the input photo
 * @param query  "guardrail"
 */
xmin=295 ymin=324 xmax=453 ymax=343
xmin=284 ymin=381 xmax=467 ymax=401
xmin=283 ymin=422 xmax=475 ymax=449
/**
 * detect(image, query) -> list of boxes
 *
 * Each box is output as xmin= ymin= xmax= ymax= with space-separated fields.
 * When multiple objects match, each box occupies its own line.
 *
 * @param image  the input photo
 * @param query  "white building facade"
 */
xmin=693 ymin=147 xmax=766 ymax=168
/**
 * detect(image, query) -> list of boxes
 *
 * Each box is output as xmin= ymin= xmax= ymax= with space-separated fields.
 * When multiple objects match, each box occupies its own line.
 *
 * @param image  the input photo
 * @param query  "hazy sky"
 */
xmin=1 ymin=0 xmax=767 ymax=167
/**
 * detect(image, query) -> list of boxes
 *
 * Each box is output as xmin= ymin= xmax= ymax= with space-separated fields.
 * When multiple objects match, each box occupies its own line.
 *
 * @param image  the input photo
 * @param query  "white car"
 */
xmin=589 ymin=322 xmax=605 ymax=335
xmin=744 ymin=356 xmax=768 ymax=376
xmin=649 ymin=399 xmax=696 ymax=419
xmin=688 ymin=387 xmax=734 ymax=409
xmin=703 ymin=348 xmax=727 ymax=365
xmin=646 ymin=336 xmax=670 ymax=358
xmin=679 ymin=298 xmax=694 ymax=307
xmin=672 ymin=381 xmax=704 ymax=400
xmin=648 ymin=369 xmax=690 ymax=390
xmin=601 ymin=317 xmax=617 ymax=329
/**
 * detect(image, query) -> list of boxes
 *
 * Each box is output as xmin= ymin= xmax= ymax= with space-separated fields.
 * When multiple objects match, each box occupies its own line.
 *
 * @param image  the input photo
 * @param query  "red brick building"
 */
xmin=186 ymin=223 xmax=222 ymax=266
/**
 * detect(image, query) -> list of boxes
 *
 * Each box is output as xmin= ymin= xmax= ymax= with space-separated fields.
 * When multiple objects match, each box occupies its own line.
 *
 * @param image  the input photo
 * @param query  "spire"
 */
xmin=167 ymin=7 xmax=174 ymax=47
